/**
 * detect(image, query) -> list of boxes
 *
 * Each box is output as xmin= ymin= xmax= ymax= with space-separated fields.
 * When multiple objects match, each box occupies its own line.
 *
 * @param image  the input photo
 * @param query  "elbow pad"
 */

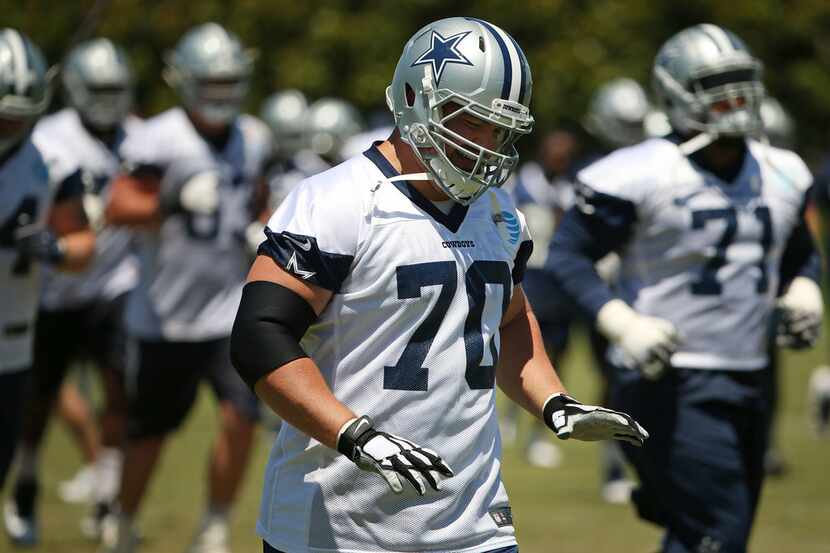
xmin=230 ymin=281 xmax=317 ymax=390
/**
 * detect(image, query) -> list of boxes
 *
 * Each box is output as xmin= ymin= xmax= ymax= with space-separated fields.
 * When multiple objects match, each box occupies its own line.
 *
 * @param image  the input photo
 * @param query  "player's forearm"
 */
xmin=55 ymin=228 xmax=95 ymax=272
xmin=254 ymin=357 xmax=356 ymax=449
xmin=496 ymin=303 xmax=566 ymax=420
xmin=105 ymin=175 xmax=162 ymax=227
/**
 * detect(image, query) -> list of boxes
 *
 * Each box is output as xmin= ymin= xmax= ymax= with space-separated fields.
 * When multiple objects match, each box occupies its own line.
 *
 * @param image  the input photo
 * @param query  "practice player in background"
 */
xmin=260 ymin=89 xmax=313 ymax=210
xmin=100 ymin=23 xmax=271 ymax=553
xmin=231 ymin=17 xmax=648 ymax=553
xmin=548 ymin=24 xmax=822 ymax=553
xmin=1 ymin=26 xmax=95 ymax=524
xmin=4 ymin=38 xmax=139 ymax=547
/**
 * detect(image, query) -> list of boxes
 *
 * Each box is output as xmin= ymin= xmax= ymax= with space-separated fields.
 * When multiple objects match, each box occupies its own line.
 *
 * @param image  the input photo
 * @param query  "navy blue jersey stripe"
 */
xmin=467 ymin=18 xmax=512 ymax=100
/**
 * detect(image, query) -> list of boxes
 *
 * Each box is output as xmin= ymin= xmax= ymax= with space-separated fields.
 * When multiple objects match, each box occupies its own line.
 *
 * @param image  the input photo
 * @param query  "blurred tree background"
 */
xmin=6 ymin=0 xmax=830 ymax=162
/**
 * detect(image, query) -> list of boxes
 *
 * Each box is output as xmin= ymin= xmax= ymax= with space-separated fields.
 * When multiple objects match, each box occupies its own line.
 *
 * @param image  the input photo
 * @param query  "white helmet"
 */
xmin=63 ymin=38 xmax=133 ymax=131
xmin=584 ymin=78 xmax=650 ymax=147
xmin=307 ymin=97 xmax=365 ymax=163
xmin=260 ymin=89 xmax=309 ymax=160
xmin=0 ymin=29 xmax=52 ymax=156
xmin=652 ymin=23 xmax=764 ymax=150
xmin=387 ymin=17 xmax=534 ymax=205
xmin=164 ymin=23 xmax=254 ymax=126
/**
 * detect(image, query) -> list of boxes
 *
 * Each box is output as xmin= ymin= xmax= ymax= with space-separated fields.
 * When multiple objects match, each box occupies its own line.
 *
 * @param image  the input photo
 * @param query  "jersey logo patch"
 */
xmin=493 ymin=210 xmax=520 ymax=245
xmin=489 ymin=506 xmax=513 ymax=528
xmin=411 ymin=30 xmax=474 ymax=84
xmin=285 ymin=251 xmax=316 ymax=280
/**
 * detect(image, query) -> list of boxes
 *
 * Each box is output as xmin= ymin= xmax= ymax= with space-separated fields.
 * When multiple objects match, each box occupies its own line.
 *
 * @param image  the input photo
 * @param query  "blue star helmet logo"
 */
xmin=411 ymin=30 xmax=474 ymax=85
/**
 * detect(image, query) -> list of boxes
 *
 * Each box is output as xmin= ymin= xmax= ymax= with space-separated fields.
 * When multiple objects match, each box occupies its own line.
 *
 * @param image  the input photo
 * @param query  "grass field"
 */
xmin=8 ymin=333 xmax=830 ymax=553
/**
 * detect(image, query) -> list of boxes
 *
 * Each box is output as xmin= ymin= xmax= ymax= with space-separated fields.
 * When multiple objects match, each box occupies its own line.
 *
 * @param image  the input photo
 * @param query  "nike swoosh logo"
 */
xmin=286 ymin=234 xmax=313 ymax=251
xmin=355 ymin=419 xmax=370 ymax=434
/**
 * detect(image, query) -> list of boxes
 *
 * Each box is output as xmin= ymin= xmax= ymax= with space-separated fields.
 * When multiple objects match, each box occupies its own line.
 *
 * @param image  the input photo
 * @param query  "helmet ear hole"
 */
xmin=405 ymin=83 xmax=416 ymax=107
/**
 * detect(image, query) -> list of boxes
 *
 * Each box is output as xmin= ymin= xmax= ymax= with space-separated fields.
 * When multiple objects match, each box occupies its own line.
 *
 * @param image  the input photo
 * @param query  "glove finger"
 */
xmin=390 ymin=456 xmax=426 ymax=495
xmin=401 ymin=450 xmax=441 ymax=490
xmin=614 ymin=433 xmax=644 ymax=447
xmin=373 ymin=463 xmax=404 ymax=494
xmin=415 ymin=447 xmax=454 ymax=477
xmin=599 ymin=408 xmax=649 ymax=441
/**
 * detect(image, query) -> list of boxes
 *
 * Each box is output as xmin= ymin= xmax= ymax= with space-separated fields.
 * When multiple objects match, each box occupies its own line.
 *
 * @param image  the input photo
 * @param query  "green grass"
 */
xmin=8 ymin=334 xmax=830 ymax=553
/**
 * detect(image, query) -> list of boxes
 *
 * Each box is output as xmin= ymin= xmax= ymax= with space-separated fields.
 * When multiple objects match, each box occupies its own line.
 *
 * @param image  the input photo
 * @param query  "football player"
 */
xmin=583 ymin=77 xmax=651 ymax=151
xmin=547 ymin=24 xmax=821 ymax=553
xmin=231 ymin=17 xmax=647 ymax=553
xmin=100 ymin=23 xmax=271 ymax=553
xmin=0 ymin=27 xmax=96 ymax=536
xmin=4 ymin=38 xmax=139 ymax=546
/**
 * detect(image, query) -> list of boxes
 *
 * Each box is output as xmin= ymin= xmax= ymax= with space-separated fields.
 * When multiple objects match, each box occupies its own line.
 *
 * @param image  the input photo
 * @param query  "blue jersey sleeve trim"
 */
xmin=512 ymin=239 xmax=533 ymax=284
xmin=259 ymin=227 xmax=355 ymax=293
xmin=545 ymin=187 xmax=637 ymax=319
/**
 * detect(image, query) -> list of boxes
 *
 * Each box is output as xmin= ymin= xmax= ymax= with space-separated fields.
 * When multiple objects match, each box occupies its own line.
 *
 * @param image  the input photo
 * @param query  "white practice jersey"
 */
xmin=33 ymin=109 xmax=141 ymax=310
xmin=257 ymin=145 xmax=532 ymax=553
xmin=578 ymin=137 xmax=812 ymax=370
xmin=0 ymin=139 xmax=54 ymax=373
xmin=121 ymin=107 xmax=272 ymax=341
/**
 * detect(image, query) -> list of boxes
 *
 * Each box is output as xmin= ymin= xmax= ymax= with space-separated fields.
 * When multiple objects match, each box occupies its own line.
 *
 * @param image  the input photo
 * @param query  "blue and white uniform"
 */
xmin=33 ymin=108 xmax=140 ymax=310
xmin=256 ymin=144 xmax=532 ymax=553
xmin=547 ymin=136 xmax=818 ymax=553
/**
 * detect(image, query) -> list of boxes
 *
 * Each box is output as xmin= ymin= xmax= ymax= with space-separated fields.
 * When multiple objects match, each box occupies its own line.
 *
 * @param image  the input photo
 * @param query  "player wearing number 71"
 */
xmin=547 ymin=24 xmax=821 ymax=553
xmin=231 ymin=17 xmax=648 ymax=553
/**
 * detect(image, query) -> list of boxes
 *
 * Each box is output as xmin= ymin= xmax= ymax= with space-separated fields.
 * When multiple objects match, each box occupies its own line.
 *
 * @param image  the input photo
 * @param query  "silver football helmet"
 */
xmin=387 ymin=17 xmax=534 ymax=205
xmin=164 ymin=22 xmax=254 ymax=126
xmin=759 ymin=96 xmax=795 ymax=149
xmin=307 ymin=97 xmax=365 ymax=163
xmin=63 ymin=38 xmax=133 ymax=131
xmin=584 ymin=78 xmax=650 ymax=147
xmin=0 ymin=28 xmax=51 ymax=156
xmin=653 ymin=23 xmax=764 ymax=145
xmin=261 ymin=89 xmax=309 ymax=160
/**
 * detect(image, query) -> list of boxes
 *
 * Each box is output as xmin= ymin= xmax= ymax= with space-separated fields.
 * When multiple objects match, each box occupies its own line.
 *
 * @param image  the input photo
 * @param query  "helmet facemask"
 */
xmin=402 ymin=71 xmax=533 ymax=205
xmin=655 ymin=60 xmax=764 ymax=139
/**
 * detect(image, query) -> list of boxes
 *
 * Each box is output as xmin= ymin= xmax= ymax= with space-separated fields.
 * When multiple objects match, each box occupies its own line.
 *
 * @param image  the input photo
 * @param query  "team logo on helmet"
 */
xmin=410 ymin=30 xmax=473 ymax=84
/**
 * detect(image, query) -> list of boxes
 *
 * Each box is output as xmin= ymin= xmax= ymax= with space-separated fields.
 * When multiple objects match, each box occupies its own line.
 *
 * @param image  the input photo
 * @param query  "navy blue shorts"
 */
xmin=611 ymin=366 xmax=768 ymax=553
xmin=263 ymin=542 xmax=519 ymax=552
xmin=127 ymin=337 xmax=259 ymax=440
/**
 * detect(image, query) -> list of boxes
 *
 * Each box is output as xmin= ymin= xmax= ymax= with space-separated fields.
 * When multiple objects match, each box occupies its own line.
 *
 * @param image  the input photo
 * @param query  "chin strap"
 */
xmin=676 ymin=132 xmax=716 ymax=156
xmin=371 ymin=172 xmax=431 ymax=192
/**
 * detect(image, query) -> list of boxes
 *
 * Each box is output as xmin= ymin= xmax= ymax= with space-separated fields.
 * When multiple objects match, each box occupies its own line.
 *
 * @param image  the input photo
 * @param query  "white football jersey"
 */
xmin=120 ymin=107 xmax=272 ymax=341
xmin=257 ymin=145 xmax=532 ymax=553
xmin=578 ymin=137 xmax=812 ymax=370
xmin=33 ymin=109 xmax=141 ymax=310
xmin=0 ymin=139 xmax=54 ymax=374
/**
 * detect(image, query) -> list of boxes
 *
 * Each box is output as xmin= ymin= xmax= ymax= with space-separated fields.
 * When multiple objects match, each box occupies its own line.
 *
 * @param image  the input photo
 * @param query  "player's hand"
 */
xmin=543 ymin=393 xmax=649 ymax=447
xmin=597 ymin=299 xmax=681 ymax=380
xmin=160 ymin=159 xmax=221 ymax=216
xmin=14 ymin=225 xmax=66 ymax=265
xmin=336 ymin=416 xmax=453 ymax=495
xmin=777 ymin=276 xmax=823 ymax=350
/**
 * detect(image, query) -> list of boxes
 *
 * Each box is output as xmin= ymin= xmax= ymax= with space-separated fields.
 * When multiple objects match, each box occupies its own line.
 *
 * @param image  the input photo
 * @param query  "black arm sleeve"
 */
xmin=230 ymin=280 xmax=318 ymax=390
xmin=544 ymin=184 xmax=638 ymax=320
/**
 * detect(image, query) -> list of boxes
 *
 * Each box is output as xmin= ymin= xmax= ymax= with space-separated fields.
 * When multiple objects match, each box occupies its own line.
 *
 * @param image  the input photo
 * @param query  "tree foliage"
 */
xmin=6 ymin=0 xmax=830 ymax=160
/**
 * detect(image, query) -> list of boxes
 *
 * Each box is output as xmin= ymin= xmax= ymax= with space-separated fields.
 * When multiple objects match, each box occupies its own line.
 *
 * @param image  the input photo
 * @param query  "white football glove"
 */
xmin=178 ymin=171 xmax=220 ymax=215
xmin=82 ymin=192 xmax=106 ymax=232
xmin=597 ymin=299 xmax=681 ymax=380
xmin=243 ymin=221 xmax=265 ymax=256
xmin=543 ymin=393 xmax=649 ymax=447
xmin=336 ymin=416 xmax=453 ymax=495
xmin=777 ymin=276 xmax=823 ymax=350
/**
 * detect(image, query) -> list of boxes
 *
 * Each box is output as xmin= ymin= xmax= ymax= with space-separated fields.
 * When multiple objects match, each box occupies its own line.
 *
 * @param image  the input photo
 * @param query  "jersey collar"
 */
xmin=363 ymin=143 xmax=469 ymax=233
